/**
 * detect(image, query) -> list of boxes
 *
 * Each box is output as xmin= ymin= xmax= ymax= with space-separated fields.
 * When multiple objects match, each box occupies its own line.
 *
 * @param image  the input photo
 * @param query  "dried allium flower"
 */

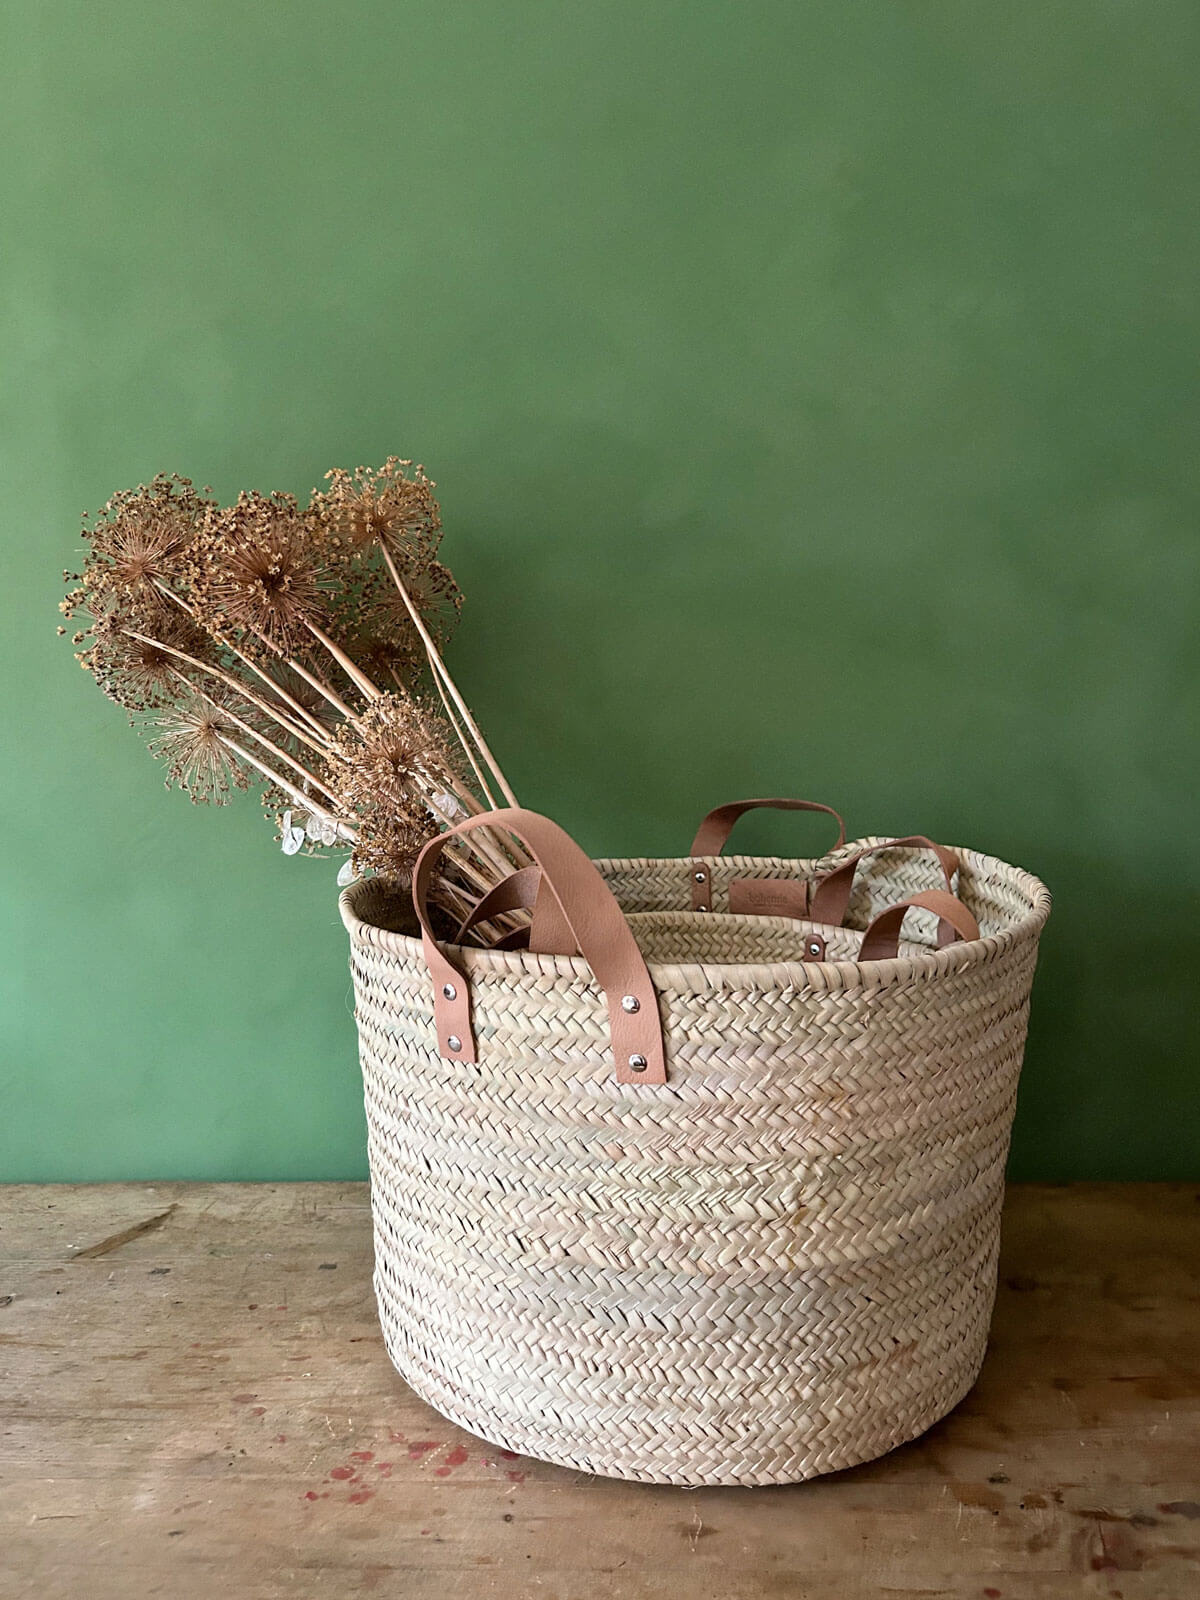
xmin=145 ymin=693 xmax=253 ymax=804
xmin=325 ymin=692 xmax=454 ymax=881
xmin=332 ymin=579 xmax=427 ymax=689
xmin=81 ymin=611 xmax=217 ymax=712
xmin=393 ymin=556 xmax=462 ymax=650
xmin=317 ymin=459 xmax=442 ymax=559
xmin=67 ymin=475 xmax=209 ymax=623
xmin=193 ymin=491 xmax=332 ymax=653
xmin=314 ymin=461 xmax=462 ymax=653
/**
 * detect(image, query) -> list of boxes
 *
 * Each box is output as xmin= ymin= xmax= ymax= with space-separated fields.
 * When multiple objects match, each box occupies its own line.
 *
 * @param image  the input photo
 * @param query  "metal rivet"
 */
xmin=621 ymin=995 xmax=640 ymax=1013
xmin=693 ymin=870 xmax=707 ymax=883
xmin=697 ymin=904 xmax=709 ymax=912
xmin=446 ymin=1035 xmax=462 ymax=1054
xmin=628 ymin=1054 xmax=648 ymax=1072
xmin=442 ymin=983 xmax=457 ymax=1001
xmin=806 ymin=940 xmax=823 ymax=958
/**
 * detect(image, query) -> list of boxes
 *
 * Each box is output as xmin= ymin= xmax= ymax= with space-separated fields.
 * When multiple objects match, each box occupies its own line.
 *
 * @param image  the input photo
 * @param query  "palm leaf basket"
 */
xmin=340 ymin=806 xmax=1050 ymax=1486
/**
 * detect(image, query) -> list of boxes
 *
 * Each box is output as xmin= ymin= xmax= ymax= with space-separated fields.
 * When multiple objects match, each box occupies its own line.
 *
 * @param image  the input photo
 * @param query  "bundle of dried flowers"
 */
xmin=61 ymin=463 xmax=529 ymax=940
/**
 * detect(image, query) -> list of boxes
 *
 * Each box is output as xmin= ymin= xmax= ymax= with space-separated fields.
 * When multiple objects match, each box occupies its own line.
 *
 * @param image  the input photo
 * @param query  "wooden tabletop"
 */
xmin=2 ymin=1183 xmax=1197 ymax=1599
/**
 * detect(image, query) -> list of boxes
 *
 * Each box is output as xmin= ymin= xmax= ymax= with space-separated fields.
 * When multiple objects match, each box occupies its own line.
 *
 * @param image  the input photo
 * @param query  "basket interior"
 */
xmin=343 ymin=841 xmax=1048 ymax=963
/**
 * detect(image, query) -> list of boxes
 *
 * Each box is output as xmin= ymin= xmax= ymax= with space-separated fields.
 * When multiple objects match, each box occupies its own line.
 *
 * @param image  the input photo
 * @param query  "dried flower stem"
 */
xmin=306 ymin=620 xmax=382 ymax=703
xmin=179 ymin=675 xmax=342 ymax=804
xmin=385 ymin=654 xmax=501 ymax=812
xmin=379 ymin=542 xmax=518 ymax=806
xmin=251 ymin=629 xmax=359 ymax=724
xmin=125 ymin=628 xmax=328 ymax=758
xmin=153 ymin=581 xmax=336 ymax=747
xmin=430 ymin=670 xmax=499 ymax=807
xmin=223 ymin=735 xmax=351 ymax=837
xmin=410 ymin=765 xmax=524 ymax=886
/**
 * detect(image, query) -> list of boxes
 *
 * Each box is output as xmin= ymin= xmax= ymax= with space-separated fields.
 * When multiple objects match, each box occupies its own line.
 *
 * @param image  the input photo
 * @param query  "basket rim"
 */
xmin=339 ymin=842 xmax=1051 ymax=997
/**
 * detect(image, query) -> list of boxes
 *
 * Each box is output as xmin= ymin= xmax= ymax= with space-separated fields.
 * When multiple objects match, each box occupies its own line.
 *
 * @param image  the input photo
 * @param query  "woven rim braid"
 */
xmin=341 ymin=842 xmax=1050 ymax=1487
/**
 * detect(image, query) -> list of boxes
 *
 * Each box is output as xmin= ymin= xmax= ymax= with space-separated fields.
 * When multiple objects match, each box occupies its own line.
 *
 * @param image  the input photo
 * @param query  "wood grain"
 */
xmin=1 ymin=1183 xmax=1197 ymax=1599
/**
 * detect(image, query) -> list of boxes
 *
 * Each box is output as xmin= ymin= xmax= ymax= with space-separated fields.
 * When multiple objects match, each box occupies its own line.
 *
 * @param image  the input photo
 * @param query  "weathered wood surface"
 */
xmin=1 ymin=1183 xmax=1197 ymax=1600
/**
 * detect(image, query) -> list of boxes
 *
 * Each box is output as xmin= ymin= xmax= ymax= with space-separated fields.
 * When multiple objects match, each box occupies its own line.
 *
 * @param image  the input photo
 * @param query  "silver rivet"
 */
xmin=442 ymin=983 xmax=457 ymax=1001
xmin=621 ymin=995 xmax=640 ymax=1013
xmin=697 ymin=904 xmax=709 ymax=912
xmin=693 ymin=870 xmax=707 ymax=883
xmin=446 ymin=1035 xmax=462 ymax=1054
xmin=807 ymin=941 xmax=823 ymax=958
xmin=628 ymin=1054 xmax=648 ymax=1072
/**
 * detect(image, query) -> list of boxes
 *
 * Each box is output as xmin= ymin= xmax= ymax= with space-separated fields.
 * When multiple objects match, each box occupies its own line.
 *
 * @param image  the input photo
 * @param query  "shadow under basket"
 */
xmin=339 ymin=834 xmax=1050 ymax=1487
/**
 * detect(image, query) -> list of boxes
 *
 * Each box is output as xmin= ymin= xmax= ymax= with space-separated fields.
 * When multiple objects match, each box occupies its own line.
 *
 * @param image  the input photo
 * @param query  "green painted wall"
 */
xmin=3 ymin=2 xmax=1197 ymax=1182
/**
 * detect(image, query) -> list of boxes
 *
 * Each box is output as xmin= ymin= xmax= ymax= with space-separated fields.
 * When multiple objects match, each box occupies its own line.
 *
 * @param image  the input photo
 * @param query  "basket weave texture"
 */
xmin=340 ymin=839 xmax=1050 ymax=1486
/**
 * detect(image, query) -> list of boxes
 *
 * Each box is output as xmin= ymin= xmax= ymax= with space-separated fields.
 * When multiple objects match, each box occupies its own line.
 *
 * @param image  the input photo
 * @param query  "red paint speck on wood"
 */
xmin=303 ymin=1491 xmax=319 ymax=1501
xmin=407 ymin=1441 xmax=438 ymax=1458
xmin=231 ymin=1394 xmax=257 ymax=1404
xmin=350 ymin=1451 xmax=374 ymax=1462
xmin=348 ymin=1489 xmax=374 ymax=1505
xmin=275 ymin=1435 xmax=287 ymax=1443
xmin=249 ymin=1406 xmax=266 ymax=1416
xmin=984 ymin=1590 xmax=1002 ymax=1598
xmin=498 ymin=1449 xmax=518 ymax=1460
xmin=329 ymin=1466 xmax=355 ymax=1480
xmin=435 ymin=1444 xmax=469 ymax=1478
xmin=376 ymin=1463 xmax=393 ymax=1477
xmin=506 ymin=1470 xmax=526 ymax=1484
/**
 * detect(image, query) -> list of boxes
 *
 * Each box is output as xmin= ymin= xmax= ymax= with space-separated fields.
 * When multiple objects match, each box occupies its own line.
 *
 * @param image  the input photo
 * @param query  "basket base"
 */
xmin=374 ymin=1283 xmax=989 ymax=1488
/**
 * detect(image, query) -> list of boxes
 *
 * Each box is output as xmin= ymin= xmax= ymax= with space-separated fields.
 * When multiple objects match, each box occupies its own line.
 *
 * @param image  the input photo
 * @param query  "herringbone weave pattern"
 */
xmin=340 ymin=839 xmax=1050 ymax=1486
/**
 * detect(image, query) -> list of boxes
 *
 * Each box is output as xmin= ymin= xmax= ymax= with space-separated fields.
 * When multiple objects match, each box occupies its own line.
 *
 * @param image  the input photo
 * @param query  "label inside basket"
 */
xmin=727 ymin=877 xmax=811 ymax=919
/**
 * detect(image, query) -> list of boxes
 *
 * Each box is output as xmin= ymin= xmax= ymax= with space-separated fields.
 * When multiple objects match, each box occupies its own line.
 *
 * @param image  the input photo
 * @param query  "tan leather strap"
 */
xmin=858 ymin=889 xmax=980 ymax=961
xmin=689 ymin=798 xmax=846 ymax=911
xmin=809 ymin=836 xmax=960 ymax=946
xmin=454 ymin=865 xmax=542 ymax=944
xmin=456 ymin=863 xmax=574 ymax=954
xmin=413 ymin=809 xmax=667 ymax=1085
xmin=526 ymin=872 xmax=576 ymax=956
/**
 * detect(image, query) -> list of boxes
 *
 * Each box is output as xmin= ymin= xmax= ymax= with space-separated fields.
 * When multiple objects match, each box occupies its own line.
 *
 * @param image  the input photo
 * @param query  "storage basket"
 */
xmin=341 ymin=807 xmax=1051 ymax=1487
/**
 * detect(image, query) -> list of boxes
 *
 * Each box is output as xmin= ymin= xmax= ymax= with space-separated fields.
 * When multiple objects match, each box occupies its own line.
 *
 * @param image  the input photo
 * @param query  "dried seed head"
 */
xmin=82 ymin=612 xmax=217 ymax=712
xmin=192 ymin=491 xmax=332 ymax=653
xmin=313 ymin=461 xmax=462 ymax=671
xmin=145 ymin=692 xmax=253 ymax=804
xmin=325 ymin=692 xmax=456 ymax=882
xmin=73 ymin=475 xmax=209 ymax=622
xmin=317 ymin=459 xmax=442 ymax=559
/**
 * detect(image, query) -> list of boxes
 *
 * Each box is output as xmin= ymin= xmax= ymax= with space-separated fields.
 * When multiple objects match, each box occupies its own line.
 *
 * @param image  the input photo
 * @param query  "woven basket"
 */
xmin=341 ymin=808 xmax=1050 ymax=1487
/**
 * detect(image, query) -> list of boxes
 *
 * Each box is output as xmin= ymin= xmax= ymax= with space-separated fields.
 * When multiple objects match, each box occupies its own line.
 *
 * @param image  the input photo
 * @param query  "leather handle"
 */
xmin=689 ymin=798 xmax=847 ymax=912
xmin=809 ymin=835 xmax=960 ymax=946
xmin=858 ymin=889 xmax=980 ymax=961
xmin=456 ymin=865 xmax=577 ymax=955
xmin=454 ymin=865 xmax=541 ymax=944
xmin=413 ymin=809 xmax=667 ymax=1085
